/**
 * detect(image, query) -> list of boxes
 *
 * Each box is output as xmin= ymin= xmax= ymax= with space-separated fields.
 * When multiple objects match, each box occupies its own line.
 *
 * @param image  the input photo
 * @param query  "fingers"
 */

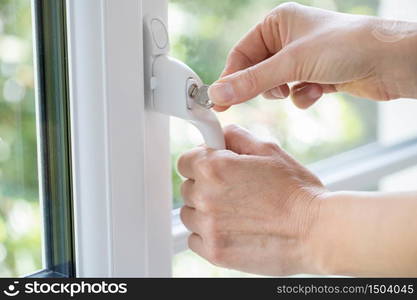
xmin=213 ymin=104 xmax=231 ymax=112
xmin=177 ymin=146 xmax=236 ymax=180
xmin=177 ymin=146 xmax=206 ymax=179
xmin=224 ymin=124 xmax=280 ymax=156
xmin=290 ymin=82 xmax=337 ymax=109
xmin=262 ymin=84 xmax=290 ymax=100
xmin=180 ymin=179 xmax=196 ymax=208
xmin=208 ymin=50 xmax=296 ymax=107
xmin=188 ymin=233 xmax=207 ymax=260
xmin=180 ymin=205 xmax=202 ymax=234
xmin=211 ymin=25 xmax=269 ymax=113
xmin=291 ymin=82 xmax=323 ymax=109
xmin=178 ymin=125 xmax=281 ymax=181
xmin=221 ymin=22 xmax=273 ymax=78
xmin=208 ymin=17 xmax=286 ymax=109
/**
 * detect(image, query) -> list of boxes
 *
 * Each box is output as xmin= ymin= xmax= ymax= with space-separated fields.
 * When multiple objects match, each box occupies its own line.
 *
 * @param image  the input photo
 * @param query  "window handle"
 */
xmin=144 ymin=16 xmax=225 ymax=150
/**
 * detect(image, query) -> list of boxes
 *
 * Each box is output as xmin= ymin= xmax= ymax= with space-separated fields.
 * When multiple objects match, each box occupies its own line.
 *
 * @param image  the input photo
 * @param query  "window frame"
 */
xmin=27 ymin=0 xmax=417 ymax=277
xmin=67 ymin=0 xmax=417 ymax=275
xmin=29 ymin=0 xmax=75 ymax=278
xmin=66 ymin=0 xmax=172 ymax=277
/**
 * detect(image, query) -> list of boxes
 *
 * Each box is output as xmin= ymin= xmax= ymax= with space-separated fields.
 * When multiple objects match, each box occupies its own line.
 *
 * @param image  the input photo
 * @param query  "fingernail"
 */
xmin=271 ymin=87 xmax=285 ymax=99
xmin=307 ymin=86 xmax=321 ymax=99
xmin=208 ymin=82 xmax=235 ymax=105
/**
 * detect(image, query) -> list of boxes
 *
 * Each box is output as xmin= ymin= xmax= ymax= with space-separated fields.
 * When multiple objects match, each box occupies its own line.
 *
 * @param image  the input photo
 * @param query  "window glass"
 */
xmin=379 ymin=165 xmax=417 ymax=192
xmin=377 ymin=0 xmax=417 ymax=145
xmin=0 ymin=0 xmax=41 ymax=276
xmin=169 ymin=0 xmax=379 ymax=207
xmin=170 ymin=0 xmax=381 ymax=277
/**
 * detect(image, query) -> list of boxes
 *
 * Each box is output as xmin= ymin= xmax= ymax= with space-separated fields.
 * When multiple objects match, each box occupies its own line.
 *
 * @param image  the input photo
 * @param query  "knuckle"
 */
xmin=225 ymin=48 xmax=241 ymax=68
xmin=177 ymin=152 xmax=193 ymax=176
xmin=196 ymin=157 xmax=216 ymax=178
xmin=180 ymin=178 xmax=195 ymax=193
xmin=211 ymin=154 xmax=232 ymax=172
xmin=263 ymin=12 xmax=276 ymax=25
xmin=207 ymin=244 xmax=225 ymax=266
xmin=187 ymin=234 xmax=194 ymax=248
xmin=262 ymin=141 xmax=281 ymax=153
xmin=227 ymin=47 xmax=254 ymax=67
xmin=196 ymin=153 xmax=230 ymax=181
xmin=274 ymin=2 xmax=300 ymax=15
xmin=177 ymin=147 xmax=206 ymax=177
xmin=209 ymin=156 xmax=224 ymax=172
xmin=224 ymin=124 xmax=239 ymax=132
xmin=177 ymin=155 xmax=186 ymax=173
xmin=198 ymin=195 xmax=216 ymax=213
xmin=187 ymin=234 xmax=200 ymax=253
xmin=205 ymin=216 xmax=220 ymax=236
xmin=223 ymin=124 xmax=241 ymax=138
xmin=179 ymin=180 xmax=187 ymax=197
xmin=203 ymin=219 xmax=228 ymax=266
xmin=179 ymin=206 xmax=187 ymax=223
xmin=242 ymin=66 xmax=259 ymax=93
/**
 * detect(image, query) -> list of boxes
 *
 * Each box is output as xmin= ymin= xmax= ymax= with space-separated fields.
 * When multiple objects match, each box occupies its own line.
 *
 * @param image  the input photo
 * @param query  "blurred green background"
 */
xmin=169 ymin=0 xmax=380 ymax=276
xmin=0 ymin=0 xmax=381 ymax=277
xmin=169 ymin=0 xmax=379 ymax=207
xmin=0 ymin=0 xmax=41 ymax=277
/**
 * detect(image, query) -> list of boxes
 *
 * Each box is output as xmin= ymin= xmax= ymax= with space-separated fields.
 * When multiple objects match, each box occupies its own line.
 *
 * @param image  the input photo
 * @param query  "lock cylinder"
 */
xmin=143 ymin=15 xmax=225 ymax=150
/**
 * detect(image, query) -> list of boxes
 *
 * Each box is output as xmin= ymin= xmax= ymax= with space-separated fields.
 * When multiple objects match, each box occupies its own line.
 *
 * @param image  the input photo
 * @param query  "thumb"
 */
xmin=209 ymin=51 xmax=294 ymax=106
xmin=224 ymin=124 xmax=278 ymax=156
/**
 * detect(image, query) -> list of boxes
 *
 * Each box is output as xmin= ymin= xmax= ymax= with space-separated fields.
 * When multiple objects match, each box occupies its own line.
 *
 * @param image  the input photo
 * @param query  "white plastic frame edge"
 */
xmin=67 ymin=0 xmax=172 ymax=277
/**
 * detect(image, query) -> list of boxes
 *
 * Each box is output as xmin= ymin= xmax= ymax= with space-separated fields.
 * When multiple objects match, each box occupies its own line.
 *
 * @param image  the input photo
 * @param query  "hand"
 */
xmin=177 ymin=124 xmax=327 ymax=275
xmin=208 ymin=2 xmax=417 ymax=111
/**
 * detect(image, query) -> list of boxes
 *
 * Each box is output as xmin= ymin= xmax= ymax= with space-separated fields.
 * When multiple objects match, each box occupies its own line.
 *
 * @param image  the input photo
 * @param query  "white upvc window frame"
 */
xmin=67 ymin=0 xmax=171 ymax=277
xmin=66 ymin=0 xmax=417 ymax=277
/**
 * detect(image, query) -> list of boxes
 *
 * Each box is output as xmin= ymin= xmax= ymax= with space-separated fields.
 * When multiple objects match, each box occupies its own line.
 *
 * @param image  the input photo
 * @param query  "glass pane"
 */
xmin=379 ymin=165 xmax=417 ymax=192
xmin=0 ymin=0 xmax=41 ymax=276
xmin=169 ymin=0 xmax=380 ymax=208
xmin=170 ymin=0 xmax=417 ymax=277
xmin=378 ymin=0 xmax=417 ymax=146
xmin=32 ymin=0 xmax=75 ymax=277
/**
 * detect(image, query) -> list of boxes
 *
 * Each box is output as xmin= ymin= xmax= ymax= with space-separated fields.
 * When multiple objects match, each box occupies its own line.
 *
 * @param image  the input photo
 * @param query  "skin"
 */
xmin=178 ymin=3 xmax=417 ymax=276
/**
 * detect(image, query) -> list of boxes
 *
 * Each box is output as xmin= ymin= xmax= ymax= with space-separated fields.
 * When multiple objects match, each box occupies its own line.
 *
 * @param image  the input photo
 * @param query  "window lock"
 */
xmin=143 ymin=16 xmax=225 ymax=150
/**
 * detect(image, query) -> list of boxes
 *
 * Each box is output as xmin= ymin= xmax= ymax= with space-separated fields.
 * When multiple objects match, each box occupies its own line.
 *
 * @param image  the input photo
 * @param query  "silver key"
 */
xmin=188 ymin=84 xmax=214 ymax=109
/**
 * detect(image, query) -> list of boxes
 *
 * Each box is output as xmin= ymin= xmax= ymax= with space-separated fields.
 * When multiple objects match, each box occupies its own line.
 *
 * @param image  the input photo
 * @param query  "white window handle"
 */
xmin=144 ymin=16 xmax=225 ymax=150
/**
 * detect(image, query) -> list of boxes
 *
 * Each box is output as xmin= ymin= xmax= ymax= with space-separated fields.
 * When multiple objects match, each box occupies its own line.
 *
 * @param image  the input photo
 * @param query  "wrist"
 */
xmin=371 ymin=18 xmax=417 ymax=99
xmin=303 ymin=191 xmax=337 ymax=275
xmin=309 ymin=191 xmax=417 ymax=277
xmin=306 ymin=191 xmax=362 ymax=276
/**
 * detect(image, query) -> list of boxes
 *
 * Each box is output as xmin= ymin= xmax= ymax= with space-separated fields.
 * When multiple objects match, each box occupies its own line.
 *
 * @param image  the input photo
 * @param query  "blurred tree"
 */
xmin=0 ymin=0 xmax=41 ymax=276
xmin=169 ymin=0 xmax=379 ymax=208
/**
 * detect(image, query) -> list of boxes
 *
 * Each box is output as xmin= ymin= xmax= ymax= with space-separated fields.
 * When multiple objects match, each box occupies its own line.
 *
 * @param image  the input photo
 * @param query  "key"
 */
xmin=188 ymin=84 xmax=214 ymax=109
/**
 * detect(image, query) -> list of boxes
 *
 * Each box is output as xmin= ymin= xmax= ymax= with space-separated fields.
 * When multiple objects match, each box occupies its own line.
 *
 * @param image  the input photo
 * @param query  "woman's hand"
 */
xmin=178 ymin=125 xmax=417 ymax=276
xmin=208 ymin=2 xmax=417 ymax=111
xmin=177 ymin=124 xmax=328 ymax=275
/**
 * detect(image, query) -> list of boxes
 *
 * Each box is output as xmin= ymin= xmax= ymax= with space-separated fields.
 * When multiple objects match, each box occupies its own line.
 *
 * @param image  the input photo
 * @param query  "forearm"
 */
xmin=374 ymin=19 xmax=417 ymax=99
xmin=311 ymin=191 xmax=417 ymax=276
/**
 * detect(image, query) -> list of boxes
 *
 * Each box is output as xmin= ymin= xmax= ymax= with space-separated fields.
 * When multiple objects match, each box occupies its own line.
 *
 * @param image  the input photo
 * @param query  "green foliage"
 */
xmin=169 ymin=0 xmax=380 ymax=209
xmin=0 ymin=0 xmax=41 ymax=276
xmin=0 ymin=0 xmax=382 ymax=276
